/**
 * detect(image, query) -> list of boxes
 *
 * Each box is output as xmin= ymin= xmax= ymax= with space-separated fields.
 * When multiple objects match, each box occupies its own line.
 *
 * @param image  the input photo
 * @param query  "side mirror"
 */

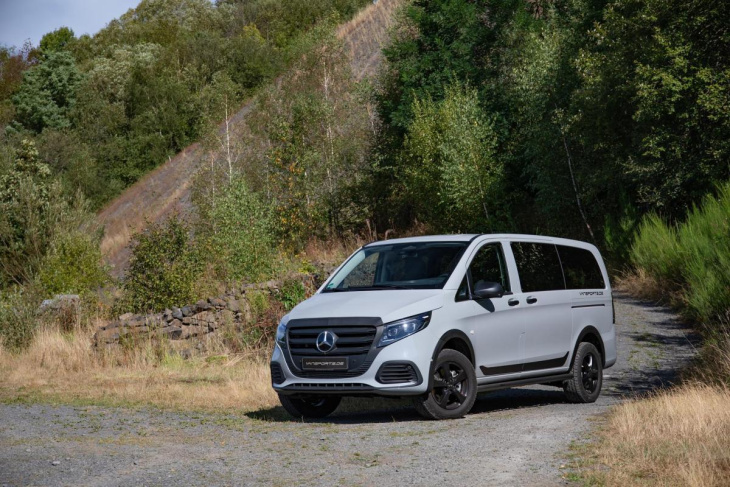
xmin=473 ymin=281 xmax=504 ymax=299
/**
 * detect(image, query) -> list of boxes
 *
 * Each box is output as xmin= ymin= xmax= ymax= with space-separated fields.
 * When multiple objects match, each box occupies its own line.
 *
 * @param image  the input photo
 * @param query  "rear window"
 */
xmin=511 ymin=242 xmax=565 ymax=292
xmin=557 ymin=245 xmax=605 ymax=289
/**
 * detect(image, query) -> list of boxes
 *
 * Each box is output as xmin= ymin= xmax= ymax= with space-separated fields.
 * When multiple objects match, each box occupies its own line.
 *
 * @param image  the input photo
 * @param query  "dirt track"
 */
xmin=0 ymin=293 xmax=698 ymax=486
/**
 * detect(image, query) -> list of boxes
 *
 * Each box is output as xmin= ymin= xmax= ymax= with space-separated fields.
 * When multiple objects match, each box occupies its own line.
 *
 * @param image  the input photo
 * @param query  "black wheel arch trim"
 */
xmin=571 ymin=326 xmax=606 ymax=368
xmin=428 ymin=330 xmax=475 ymax=390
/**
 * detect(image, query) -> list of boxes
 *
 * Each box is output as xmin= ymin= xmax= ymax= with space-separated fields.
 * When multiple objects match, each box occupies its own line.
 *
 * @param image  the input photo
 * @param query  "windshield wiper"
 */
xmin=324 ymin=284 xmax=410 ymax=292
xmin=353 ymin=284 xmax=410 ymax=290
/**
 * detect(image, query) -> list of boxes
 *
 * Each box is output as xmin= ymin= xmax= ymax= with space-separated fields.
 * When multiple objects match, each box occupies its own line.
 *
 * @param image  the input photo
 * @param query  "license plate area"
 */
xmin=301 ymin=357 xmax=349 ymax=371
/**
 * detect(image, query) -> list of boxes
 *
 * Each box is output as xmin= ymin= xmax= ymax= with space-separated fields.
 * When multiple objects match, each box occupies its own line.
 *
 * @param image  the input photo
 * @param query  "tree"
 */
xmin=39 ymin=27 xmax=76 ymax=54
xmin=12 ymin=51 xmax=82 ymax=132
xmin=0 ymin=140 xmax=58 ymax=285
xmin=403 ymin=82 xmax=503 ymax=232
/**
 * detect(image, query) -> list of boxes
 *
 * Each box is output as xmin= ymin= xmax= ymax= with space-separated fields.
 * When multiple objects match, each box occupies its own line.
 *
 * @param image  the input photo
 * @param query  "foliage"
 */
xmin=241 ymin=26 xmax=373 ymax=245
xmin=277 ymin=279 xmax=307 ymax=311
xmin=124 ymin=217 xmax=202 ymax=312
xmin=197 ymin=177 xmax=276 ymax=283
xmin=375 ymin=0 xmax=730 ymax=246
xmin=631 ymin=181 xmax=730 ymax=324
xmin=0 ymin=139 xmax=60 ymax=285
xmin=11 ymin=51 xmax=82 ymax=133
xmin=0 ymin=285 xmax=41 ymax=351
xmin=402 ymin=81 xmax=503 ymax=232
xmin=37 ymin=228 xmax=108 ymax=297
xmin=39 ymin=27 xmax=76 ymax=54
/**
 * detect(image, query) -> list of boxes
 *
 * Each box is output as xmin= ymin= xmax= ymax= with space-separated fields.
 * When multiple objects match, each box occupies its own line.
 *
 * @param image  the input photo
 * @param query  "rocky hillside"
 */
xmin=97 ymin=0 xmax=404 ymax=277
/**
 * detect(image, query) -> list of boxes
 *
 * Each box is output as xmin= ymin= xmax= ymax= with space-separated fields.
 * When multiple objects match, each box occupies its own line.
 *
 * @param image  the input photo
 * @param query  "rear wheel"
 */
xmin=413 ymin=349 xmax=477 ymax=420
xmin=564 ymin=342 xmax=603 ymax=403
xmin=278 ymin=394 xmax=341 ymax=419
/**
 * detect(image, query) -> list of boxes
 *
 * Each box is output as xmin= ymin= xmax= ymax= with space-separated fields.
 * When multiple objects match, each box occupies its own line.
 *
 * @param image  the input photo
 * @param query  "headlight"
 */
xmin=276 ymin=318 xmax=288 ymax=346
xmin=377 ymin=312 xmax=431 ymax=347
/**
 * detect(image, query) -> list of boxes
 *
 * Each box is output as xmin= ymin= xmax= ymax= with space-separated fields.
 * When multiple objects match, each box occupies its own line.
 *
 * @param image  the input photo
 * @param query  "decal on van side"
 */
xmin=579 ymin=291 xmax=604 ymax=296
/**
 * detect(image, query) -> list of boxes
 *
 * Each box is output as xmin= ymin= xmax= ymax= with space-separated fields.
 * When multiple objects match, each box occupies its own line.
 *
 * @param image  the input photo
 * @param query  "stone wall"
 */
xmin=94 ymin=275 xmax=317 ymax=348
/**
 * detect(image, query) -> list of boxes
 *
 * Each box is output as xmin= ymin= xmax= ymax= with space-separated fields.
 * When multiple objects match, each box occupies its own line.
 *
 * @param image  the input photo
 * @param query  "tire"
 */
xmin=413 ymin=349 xmax=477 ymax=420
xmin=278 ymin=394 xmax=342 ymax=419
xmin=564 ymin=342 xmax=603 ymax=403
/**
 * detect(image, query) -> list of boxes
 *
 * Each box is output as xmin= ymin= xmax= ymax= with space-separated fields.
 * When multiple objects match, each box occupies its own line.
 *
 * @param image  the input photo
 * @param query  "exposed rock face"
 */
xmin=94 ymin=274 xmax=316 ymax=348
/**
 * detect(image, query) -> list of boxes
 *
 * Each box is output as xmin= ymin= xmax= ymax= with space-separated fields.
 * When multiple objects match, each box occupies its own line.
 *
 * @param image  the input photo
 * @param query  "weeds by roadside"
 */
xmin=571 ymin=384 xmax=730 ymax=486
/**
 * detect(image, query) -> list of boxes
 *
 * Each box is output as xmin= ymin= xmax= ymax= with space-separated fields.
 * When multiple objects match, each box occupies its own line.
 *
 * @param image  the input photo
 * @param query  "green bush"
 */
xmin=199 ymin=177 xmax=276 ymax=283
xmin=0 ymin=285 xmax=41 ymax=350
xmin=38 ymin=228 xmax=108 ymax=296
xmin=630 ymin=213 xmax=683 ymax=289
xmin=123 ymin=217 xmax=202 ymax=312
xmin=676 ymin=185 xmax=730 ymax=323
xmin=631 ymin=182 xmax=730 ymax=324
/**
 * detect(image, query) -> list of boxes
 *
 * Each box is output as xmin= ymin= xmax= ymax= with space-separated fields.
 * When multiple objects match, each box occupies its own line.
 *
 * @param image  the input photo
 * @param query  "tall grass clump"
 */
xmin=630 ymin=181 xmax=730 ymax=325
xmin=630 ymin=213 xmax=683 ymax=290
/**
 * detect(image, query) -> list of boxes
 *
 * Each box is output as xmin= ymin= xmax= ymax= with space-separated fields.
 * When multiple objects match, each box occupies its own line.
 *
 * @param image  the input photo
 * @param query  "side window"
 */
xmin=469 ymin=243 xmax=511 ymax=292
xmin=557 ymin=245 xmax=605 ymax=289
xmin=511 ymin=242 xmax=565 ymax=292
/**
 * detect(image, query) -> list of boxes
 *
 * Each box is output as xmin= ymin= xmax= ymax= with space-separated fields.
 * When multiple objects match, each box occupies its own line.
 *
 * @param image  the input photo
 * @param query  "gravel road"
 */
xmin=0 ymin=293 xmax=699 ymax=487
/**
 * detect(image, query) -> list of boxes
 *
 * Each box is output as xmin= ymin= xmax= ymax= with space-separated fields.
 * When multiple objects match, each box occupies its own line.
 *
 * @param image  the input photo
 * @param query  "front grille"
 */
xmin=376 ymin=362 xmax=419 ymax=384
xmin=286 ymin=323 xmax=379 ymax=378
xmin=270 ymin=363 xmax=285 ymax=384
xmin=287 ymin=326 xmax=376 ymax=356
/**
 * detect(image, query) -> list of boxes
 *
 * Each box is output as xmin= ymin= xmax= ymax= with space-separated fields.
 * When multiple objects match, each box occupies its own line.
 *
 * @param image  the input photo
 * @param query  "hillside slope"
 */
xmin=98 ymin=0 xmax=404 ymax=276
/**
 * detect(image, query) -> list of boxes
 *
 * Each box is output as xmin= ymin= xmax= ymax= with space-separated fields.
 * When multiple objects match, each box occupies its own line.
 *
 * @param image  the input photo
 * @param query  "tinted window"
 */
xmin=470 ymin=243 xmax=511 ymax=292
xmin=511 ymin=242 xmax=565 ymax=292
xmin=325 ymin=242 xmax=468 ymax=291
xmin=557 ymin=245 xmax=605 ymax=289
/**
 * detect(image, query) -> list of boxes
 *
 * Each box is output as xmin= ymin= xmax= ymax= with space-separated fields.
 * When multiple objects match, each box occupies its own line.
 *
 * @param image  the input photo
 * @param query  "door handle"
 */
xmin=508 ymin=298 xmax=519 ymax=307
xmin=526 ymin=296 xmax=538 ymax=304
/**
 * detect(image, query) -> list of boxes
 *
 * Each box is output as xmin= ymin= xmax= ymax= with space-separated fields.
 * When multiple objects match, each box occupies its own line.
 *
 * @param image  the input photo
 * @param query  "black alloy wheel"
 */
xmin=564 ymin=342 xmax=603 ymax=403
xmin=413 ymin=349 xmax=477 ymax=420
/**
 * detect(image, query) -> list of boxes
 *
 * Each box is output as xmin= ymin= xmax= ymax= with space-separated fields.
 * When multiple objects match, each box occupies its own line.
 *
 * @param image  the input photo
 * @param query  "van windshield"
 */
xmin=323 ymin=242 xmax=468 ymax=292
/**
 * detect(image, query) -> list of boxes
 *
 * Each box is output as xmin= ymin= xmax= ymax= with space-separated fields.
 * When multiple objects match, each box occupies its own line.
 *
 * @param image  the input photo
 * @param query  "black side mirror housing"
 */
xmin=473 ymin=281 xmax=504 ymax=299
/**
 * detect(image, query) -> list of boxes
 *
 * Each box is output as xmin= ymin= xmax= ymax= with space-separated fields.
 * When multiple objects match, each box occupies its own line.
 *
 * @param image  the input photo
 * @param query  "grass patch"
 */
xmin=570 ymin=384 xmax=730 ymax=486
xmin=0 ymin=326 xmax=278 ymax=413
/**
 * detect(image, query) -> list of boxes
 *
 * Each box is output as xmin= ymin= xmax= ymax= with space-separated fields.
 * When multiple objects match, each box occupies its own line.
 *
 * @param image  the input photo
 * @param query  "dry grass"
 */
xmin=337 ymin=0 xmax=408 ymax=79
xmin=579 ymin=384 xmax=730 ymax=486
xmin=0 ymin=326 xmax=278 ymax=413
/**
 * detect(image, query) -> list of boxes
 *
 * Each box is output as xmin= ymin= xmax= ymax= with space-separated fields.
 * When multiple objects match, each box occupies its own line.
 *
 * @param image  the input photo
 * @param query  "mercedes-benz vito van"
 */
xmin=270 ymin=234 xmax=616 ymax=420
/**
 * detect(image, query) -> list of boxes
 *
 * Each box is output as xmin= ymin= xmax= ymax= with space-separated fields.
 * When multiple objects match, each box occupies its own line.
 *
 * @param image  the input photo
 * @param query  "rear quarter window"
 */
xmin=557 ymin=245 xmax=605 ymax=289
xmin=510 ymin=242 xmax=565 ymax=292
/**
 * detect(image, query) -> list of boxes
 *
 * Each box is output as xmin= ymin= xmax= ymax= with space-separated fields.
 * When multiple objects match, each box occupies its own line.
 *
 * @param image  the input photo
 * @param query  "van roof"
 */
xmin=363 ymin=233 xmax=597 ymax=249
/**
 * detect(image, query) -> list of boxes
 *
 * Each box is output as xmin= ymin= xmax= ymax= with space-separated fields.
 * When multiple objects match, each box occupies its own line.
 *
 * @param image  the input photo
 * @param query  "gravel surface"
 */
xmin=0 ymin=293 xmax=699 ymax=487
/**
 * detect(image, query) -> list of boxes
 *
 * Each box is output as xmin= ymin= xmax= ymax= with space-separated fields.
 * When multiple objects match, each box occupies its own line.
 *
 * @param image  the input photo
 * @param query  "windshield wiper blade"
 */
xmin=356 ymin=284 xmax=410 ymax=290
xmin=325 ymin=284 xmax=410 ymax=292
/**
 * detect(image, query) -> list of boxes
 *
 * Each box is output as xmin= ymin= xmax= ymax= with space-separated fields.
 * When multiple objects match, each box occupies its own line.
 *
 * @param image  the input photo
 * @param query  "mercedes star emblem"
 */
xmin=315 ymin=330 xmax=337 ymax=353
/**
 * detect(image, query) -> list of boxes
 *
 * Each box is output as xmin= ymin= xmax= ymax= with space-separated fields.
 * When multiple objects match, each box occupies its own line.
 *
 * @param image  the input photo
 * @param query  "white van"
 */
xmin=270 ymin=234 xmax=616 ymax=420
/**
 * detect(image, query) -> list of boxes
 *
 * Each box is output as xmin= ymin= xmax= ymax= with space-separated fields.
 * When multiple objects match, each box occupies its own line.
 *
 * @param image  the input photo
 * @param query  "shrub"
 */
xmin=631 ymin=181 xmax=730 ymax=324
xmin=0 ymin=285 xmax=41 ymax=350
xmin=630 ymin=213 xmax=683 ymax=290
xmin=123 ymin=217 xmax=202 ymax=312
xmin=38 ymin=228 xmax=108 ymax=297
xmin=200 ymin=177 xmax=277 ymax=283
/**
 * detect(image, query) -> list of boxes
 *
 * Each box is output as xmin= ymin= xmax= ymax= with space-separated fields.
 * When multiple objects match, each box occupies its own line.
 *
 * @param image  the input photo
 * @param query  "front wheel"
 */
xmin=278 ymin=394 xmax=341 ymax=419
xmin=564 ymin=342 xmax=603 ymax=403
xmin=413 ymin=349 xmax=477 ymax=420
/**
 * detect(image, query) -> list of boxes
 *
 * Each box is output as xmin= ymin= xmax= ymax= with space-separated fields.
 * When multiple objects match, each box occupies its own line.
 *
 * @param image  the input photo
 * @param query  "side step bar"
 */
xmin=477 ymin=373 xmax=573 ymax=393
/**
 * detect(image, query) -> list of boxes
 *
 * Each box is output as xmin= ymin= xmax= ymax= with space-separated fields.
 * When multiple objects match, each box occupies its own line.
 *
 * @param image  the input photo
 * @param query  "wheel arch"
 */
xmin=428 ymin=330 xmax=475 ymax=390
xmin=571 ymin=326 xmax=606 ymax=368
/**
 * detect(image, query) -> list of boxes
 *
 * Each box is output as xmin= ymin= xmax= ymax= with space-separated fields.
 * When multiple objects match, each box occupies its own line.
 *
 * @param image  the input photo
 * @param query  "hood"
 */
xmin=288 ymin=289 xmax=444 ymax=324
